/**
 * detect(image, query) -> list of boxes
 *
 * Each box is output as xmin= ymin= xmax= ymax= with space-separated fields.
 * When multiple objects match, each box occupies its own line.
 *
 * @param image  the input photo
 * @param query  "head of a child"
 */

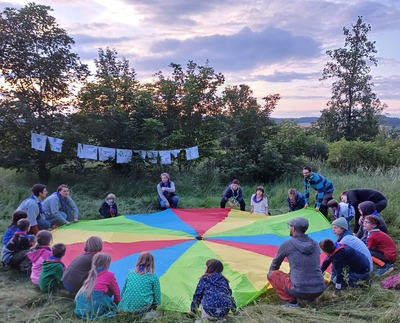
xmin=84 ymin=236 xmax=103 ymax=253
xmin=31 ymin=230 xmax=53 ymax=251
xmin=17 ymin=218 xmax=30 ymax=233
xmin=319 ymin=239 xmax=336 ymax=256
xmin=231 ymin=179 xmax=240 ymax=190
xmin=340 ymin=191 xmax=348 ymax=203
xmin=331 ymin=217 xmax=348 ymax=236
xmin=288 ymin=188 xmax=297 ymax=200
xmin=358 ymin=201 xmax=375 ymax=217
xmin=11 ymin=210 xmax=28 ymax=227
xmin=136 ymin=251 xmax=155 ymax=274
xmin=363 ymin=215 xmax=379 ymax=232
xmin=52 ymin=243 xmax=66 ymax=259
xmin=255 ymin=186 xmax=264 ymax=197
xmin=106 ymin=193 xmax=115 ymax=203
xmin=204 ymin=259 xmax=224 ymax=276
xmin=327 ymin=199 xmax=339 ymax=211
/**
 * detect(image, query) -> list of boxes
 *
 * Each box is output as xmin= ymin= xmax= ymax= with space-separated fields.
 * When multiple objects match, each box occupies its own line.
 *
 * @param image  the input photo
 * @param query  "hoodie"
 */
xmin=191 ymin=272 xmax=236 ymax=318
xmin=268 ymin=234 xmax=325 ymax=294
xmin=27 ymin=247 xmax=52 ymax=284
xmin=357 ymin=201 xmax=388 ymax=241
xmin=39 ymin=258 xmax=65 ymax=292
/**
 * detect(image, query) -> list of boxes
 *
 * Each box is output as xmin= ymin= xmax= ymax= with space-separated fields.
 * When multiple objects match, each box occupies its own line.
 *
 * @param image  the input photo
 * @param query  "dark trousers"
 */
xmin=315 ymin=191 xmax=333 ymax=218
xmin=369 ymin=248 xmax=391 ymax=266
xmin=220 ymin=199 xmax=246 ymax=211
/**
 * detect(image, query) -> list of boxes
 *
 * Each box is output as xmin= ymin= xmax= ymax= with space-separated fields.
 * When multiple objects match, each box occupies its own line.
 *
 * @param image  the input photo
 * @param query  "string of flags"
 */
xmin=31 ymin=132 xmax=199 ymax=164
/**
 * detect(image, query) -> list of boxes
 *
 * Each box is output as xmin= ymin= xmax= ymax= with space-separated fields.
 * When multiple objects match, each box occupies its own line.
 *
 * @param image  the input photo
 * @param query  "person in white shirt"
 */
xmin=250 ymin=186 xmax=269 ymax=215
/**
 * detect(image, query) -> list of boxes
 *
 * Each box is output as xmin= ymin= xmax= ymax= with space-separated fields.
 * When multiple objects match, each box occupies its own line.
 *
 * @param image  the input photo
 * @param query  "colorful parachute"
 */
xmin=52 ymin=208 xmax=336 ymax=311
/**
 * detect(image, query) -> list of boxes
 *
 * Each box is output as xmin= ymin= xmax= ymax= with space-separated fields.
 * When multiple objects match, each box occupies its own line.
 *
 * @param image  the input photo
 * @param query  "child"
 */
xmin=250 ymin=186 xmax=269 ymax=215
xmin=357 ymin=201 xmax=388 ymax=242
xmin=74 ymin=253 xmax=121 ymax=320
xmin=118 ymin=251 xmax=161 ymax=315
xmin=364 ymin=215 xmax=397 ymax=275
xmin=99 ymin=193 xmax=118 ymax=218
xmin=62 ymin=236 xmax=103 ymax=293
xmin=3 ymin=210 xmax=28 ymax=245
xmin=287 ymin=188 xmax=305 ymax=212
xmin=327 ymin=199 xmax=355 ymax=228
xmin=190 ymin=259 xmax=236 ymax=320
xmin=27 ymin=230 xmax=53 ymax=284
xmin=3 ymin=219 xmax=32 ymax=271
xmin=320 ymin=239 xmax=370 ymax=295
xmin=39 ymin=243 xmax=66 ymax=292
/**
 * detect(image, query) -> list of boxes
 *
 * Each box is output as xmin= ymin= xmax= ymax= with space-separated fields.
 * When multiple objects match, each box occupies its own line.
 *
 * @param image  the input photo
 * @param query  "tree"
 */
xmin=317 ymin=16 xmax=386 ymax=142
xmin=0 ymin=3 xmax=89 ymax=180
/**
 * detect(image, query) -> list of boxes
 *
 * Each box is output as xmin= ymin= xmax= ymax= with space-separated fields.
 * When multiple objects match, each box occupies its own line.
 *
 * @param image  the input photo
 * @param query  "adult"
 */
xmin=267 ymin=217 xmax=325 ymax=307
xmin=220 ymin=179 xmax=245 ymax=211
xmin=17 ymin=184 xmax=50 ymax=235
xmin=357 ymin=201 xmax=387 ymax=242
xmin=42 ymin=184 xmax=78 ymax=226
xmin=331 ymin=217 xmax=373 ymax=272
xmin=302 ymin=166 xmax=334 ymax=218
xmin=341 ymin=189 xmax=387 ymax=234
xmin=157 ymin=173 xmax=179 ymax=209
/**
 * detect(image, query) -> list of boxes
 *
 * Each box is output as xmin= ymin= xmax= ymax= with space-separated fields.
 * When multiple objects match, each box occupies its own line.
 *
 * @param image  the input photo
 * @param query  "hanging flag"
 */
xmin=31 ymin=133 xmax=47 ymax=151
xmin=77 ymin=143 xmax=83 ymax=158
xmin=133 ymin=150 xmax=147 ymax=162
xmin=98 ymin=147 xmax=116 ymax=161
xmin=47 ymin=136 xmax=64 ymax=153
xmin=159 ymin=150 xmax=172 ymax=164
xmin=171 ymin=149 xmax=181 ymax=158
xmin=185 ymin=146 xmax=199 ymax=160
xmin=79 ymin=144 xmax=98 ymax=160
xmin=147 ymin=150 xmax=159 ymax=164
xmin=116 ymin=149 xmax=132 ymax=163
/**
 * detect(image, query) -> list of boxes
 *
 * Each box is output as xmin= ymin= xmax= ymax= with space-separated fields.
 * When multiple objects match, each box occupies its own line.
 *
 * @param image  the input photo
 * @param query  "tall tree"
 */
xmin=0 ymin=3 xmax=89 ymax=179
xmin=318 ymin=16 xmax=386 ymax=142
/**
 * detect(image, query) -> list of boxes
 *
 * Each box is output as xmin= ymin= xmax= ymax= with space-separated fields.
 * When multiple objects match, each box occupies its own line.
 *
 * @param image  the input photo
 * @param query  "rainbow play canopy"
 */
xmin=52 ymin=208 xmax=336 ymax=312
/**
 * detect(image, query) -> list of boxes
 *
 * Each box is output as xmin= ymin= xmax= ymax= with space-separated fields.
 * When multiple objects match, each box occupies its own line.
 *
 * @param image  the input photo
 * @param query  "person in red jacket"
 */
xmin=364 ymin=215 xmax=397 ymax=275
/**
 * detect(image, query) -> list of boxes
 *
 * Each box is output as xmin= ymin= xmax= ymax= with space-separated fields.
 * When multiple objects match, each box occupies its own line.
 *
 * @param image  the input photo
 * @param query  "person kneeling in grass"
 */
xmin=363 ymin=215 xmax=397 ymax=275
xmin=320 ymin=239 xmax=370 ymax=296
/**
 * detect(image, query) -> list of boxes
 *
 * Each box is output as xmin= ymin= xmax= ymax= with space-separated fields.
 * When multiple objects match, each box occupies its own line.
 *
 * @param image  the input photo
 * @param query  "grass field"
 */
xmin=1 ymin=164 xmax=400 ymax=323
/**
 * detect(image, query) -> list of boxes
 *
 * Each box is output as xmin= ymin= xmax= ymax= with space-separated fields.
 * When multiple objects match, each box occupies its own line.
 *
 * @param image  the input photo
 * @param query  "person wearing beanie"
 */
xmin=356 ymin=201 xmax=387 ymax=242
xmin=268 ymin=217 xmax=325 ymax=307
xmin=99 ymin=193 xmax=118 ymax=218
xmin=331 ymin=217 xmax=373 ymax=272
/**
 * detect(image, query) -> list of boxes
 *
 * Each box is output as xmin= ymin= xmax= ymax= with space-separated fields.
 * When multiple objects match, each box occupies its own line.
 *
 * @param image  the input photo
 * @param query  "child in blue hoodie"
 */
xmin=3 ymin=210 xmax=28 ymax=245
xmin=191 ymin=259 xmax=236 ymax=320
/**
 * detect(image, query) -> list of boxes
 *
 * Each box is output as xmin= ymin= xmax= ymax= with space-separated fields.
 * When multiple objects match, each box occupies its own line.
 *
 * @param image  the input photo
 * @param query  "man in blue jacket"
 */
xmin=303 ymin=166 xmax=334 ymax=218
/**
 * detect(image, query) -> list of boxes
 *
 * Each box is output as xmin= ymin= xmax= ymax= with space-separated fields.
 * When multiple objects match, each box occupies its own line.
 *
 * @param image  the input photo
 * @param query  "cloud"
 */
xmin=374 ymin=75 xmax=400 ymax=100
xmin=132 ymin=26 xmax=321 ymax=74
xmin=238 ymin=71 xmax=321 ymax=83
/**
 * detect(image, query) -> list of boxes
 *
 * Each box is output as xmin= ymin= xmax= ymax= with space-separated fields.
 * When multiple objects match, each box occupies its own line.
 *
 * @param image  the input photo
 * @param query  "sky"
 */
xmin=1 ymin=0 xmax=400 ymax=118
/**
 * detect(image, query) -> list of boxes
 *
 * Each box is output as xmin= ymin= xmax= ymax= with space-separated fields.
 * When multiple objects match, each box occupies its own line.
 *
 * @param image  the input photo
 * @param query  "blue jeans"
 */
xmin=46 ymin=211 xmax=69 ymax=225
xmin=332 ymin=269 xmax=369 ymax=287
xmin=37 ymin=219 xmax=51 ymax=230
xmin=158 ymin=195 xmax=179 ymax=208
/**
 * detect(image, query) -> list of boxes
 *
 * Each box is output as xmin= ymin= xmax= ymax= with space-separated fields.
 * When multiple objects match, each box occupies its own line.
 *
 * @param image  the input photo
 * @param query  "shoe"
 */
xmin=145 ymin=310 xmax=157 ymax=318
xmin=374 ymin=264 xmax=394 ymax=275
xmin=281 ymin=301 xmax=300 ymax=308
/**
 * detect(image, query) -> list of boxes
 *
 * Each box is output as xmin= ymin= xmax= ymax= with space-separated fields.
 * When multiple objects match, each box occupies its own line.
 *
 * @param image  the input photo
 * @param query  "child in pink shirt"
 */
xmin=27 ymin=230 xmax=53 ymax=284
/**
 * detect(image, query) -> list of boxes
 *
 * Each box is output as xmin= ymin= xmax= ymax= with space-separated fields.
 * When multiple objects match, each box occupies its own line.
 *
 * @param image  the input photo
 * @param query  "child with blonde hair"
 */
xmin=118 ymin=251 xmax=161 ymax=315
xmin=27 ymin=230 xmax=53 ymax=284
xmin=74 ymin=253 xmax=120 ymax=320
xmin=190 ymin=259 xmax=236 ymax=320
xmin=99 ymin=193 xmax=118 ymax=218
xmin=62 ymin=236 xmax=103 ymax=293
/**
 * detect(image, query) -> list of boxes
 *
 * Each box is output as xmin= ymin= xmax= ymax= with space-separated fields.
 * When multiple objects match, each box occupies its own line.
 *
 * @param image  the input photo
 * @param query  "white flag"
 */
xmin=185 ymin=146 xmax=199 ymax=160
xmin=147 ymin=150 xmax=159 ymax=164
xmin=159 ymin=150 xmax=172 ymax=164
xmin=171 ymin=149 xmax=181 ymax=158
xmin=47 ymin=136 xmax=64 ymax=153
xmin=80 ymin=144 xmax=98 ymax=160
xmin=133 ymin=150 xmax=147 ymax=162
xmin=116 ymin=149 xmax=132 ymax=163
xmin=98 ymin=147 xmax=116 ymax=161
xmin=31 ymin=133 xmax=47 ymax=151
xmin=77 ymin=143 xmax=83 ymax=158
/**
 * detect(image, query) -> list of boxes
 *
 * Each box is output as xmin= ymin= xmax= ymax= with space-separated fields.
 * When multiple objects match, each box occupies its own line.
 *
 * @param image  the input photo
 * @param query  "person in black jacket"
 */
xmin=220 ymin=179 xmax=245 ymax=211
xmin=99 ymin=194 xmax=118 ymax=218
xmin=341 ymin=189 xmax=387 ymax=233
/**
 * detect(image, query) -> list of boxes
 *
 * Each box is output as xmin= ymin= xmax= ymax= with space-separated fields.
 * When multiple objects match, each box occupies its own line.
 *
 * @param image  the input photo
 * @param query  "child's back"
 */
xmin=28 ymin=247 xmax=52 ymax=284
xmin=3 ymin=225 xmax=18 ymax=245
xmin=63 ymin=252 xmax=97 ymax=292
xmin=39 ymin=258 xmax=65 ymax=291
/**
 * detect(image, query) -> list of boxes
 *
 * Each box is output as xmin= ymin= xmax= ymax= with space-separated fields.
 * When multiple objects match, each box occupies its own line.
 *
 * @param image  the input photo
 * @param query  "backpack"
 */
xmin=381 ymin=274 xmax=400 ymax=289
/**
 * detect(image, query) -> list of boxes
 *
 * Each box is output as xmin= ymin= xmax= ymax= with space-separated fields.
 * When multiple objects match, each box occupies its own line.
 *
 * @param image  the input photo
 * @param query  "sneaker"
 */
xmin=281 ymin=301 xmax=300 ymax=308
xmin=145 ymin=310 xmax=157 ymax=318
xmin=374 ymin=264 xmax=394 ymax=275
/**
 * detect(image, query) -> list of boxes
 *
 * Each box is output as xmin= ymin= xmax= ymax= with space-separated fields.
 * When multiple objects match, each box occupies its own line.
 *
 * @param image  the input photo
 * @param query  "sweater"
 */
xmin=339 ymin=234 xmax=373 ymax=272
xmin=118 ymin=268 xmax=161 ymax=312
xmin=222 ymin=185 xmax=243 ymax=203
xmin=27 ymin=247 xmax=52 ymax=284
xmin=287 ymin=191 xmax=306 ymax=212
xmin=191 ymin=272 xmax=236 ymax=318
xmin=367 ymin=230 xmax=397 ymax=263
xmin=3 ymin=225 xmax=18 ymax=245
xmin=268 ymin=234 xmax=325 ymax=294
xmin=357 ymin=217 xmax=388 ymax=242
xmin=62 ymin=252 xmax=97 ymax=290
xmin=346 ymin=189 xmax=387 ymax=206
xmin=42 ymin=192 xmax=79 ymax=224
xmin=98 ymin=200 xmax=118 ymax=218
xmin=17 ymin=195 xmax=45 ymax=234
xmin=157 ymin=180 xmax=176 ymax=203
xmin=94 ymin=270 xmax=121 ymax=303
xmin=304 ymin=173 xmax=334 ymax=207
xmin=39 ymin=258 xmax=65 ymax=292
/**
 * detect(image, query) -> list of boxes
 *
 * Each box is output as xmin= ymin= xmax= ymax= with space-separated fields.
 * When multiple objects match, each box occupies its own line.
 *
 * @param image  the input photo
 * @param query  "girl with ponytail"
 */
xmin=74 ymin=253 xmax=120 ymax=320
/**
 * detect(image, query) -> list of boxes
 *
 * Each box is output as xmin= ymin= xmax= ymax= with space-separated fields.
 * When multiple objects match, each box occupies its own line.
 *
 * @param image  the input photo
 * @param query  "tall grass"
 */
xmin=1 ymin=165 xmax=400 ymax=322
